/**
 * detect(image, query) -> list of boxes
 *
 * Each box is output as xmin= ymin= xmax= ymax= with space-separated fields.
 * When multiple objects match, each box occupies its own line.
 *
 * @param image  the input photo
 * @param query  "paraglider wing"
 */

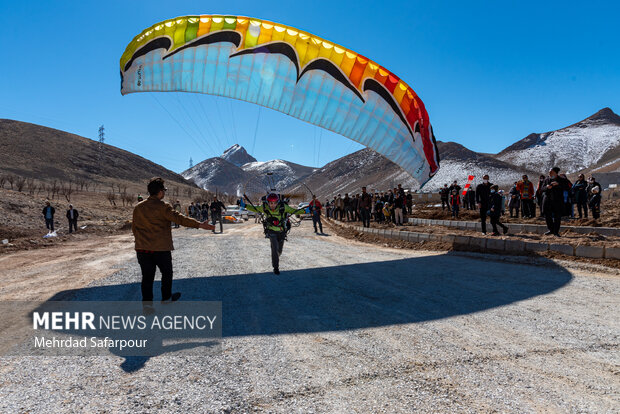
xmin=120 ymin=15 xmax=440 ymax=185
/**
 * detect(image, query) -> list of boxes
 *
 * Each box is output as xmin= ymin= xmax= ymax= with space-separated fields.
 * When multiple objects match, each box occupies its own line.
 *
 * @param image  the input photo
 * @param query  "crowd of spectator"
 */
xmin=322 ymin=184 xmax=414 ymax=228
xmin=437 ymin=169 xmax=603 ymax=236
xmin=317 ymin=167 xmax=605 ymax=238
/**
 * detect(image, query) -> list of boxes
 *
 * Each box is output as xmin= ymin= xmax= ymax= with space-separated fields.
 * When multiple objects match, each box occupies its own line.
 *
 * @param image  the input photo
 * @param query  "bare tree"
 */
xmin=186 ymin=187 xmax=193 ymax=199
xmin=47 ymin=180 xmax=60 ymax=199
xmin=7 ymin=175 xmax=15 ymax=190
xmin=122 ymin=193 xmax=134 ymax=206
xmin=76 ymin=178 xmax=88 ymax=192
xmin=0 ymin=175 xmax=6 ymax=189
xmin=15 ymin=177 xmax=26 ymax=192
xmin=106 ymin=188 xmax=117 ymax=206
xmin=26 ymin=178 xmax=37 ymax=195
xmin=60 ymin=181 xmax=74 ymax=202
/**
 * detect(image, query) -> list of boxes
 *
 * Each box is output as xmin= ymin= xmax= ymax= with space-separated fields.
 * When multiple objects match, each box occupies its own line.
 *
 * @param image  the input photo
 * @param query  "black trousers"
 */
xmin=490 ymin=215 xmax=507 ymax=234
xmin=521 ymin=199 xmax=535 ymax=217
xmin=45 ymin=218 xmax=54 ymax=231
xmin=211 ymin=212 xmax=223 ymax=233
xmin=68 ymin=218 xmax=78 ymax=233
xmin=267 ymin=231 xmax=286 ymax=269
xmin=544 ymin=205 xmax=563 ymax=235
xmin=137 ymin=251 xmax=173 ymax=301
xmin=360 ymin=207 xmax=371 ymax=227
xmin=479 ymin=208 xmax=488 ymax=233
xmin=576 ymin=202 xmax=588 ymax=218
xmin=312 ymin=211 xmax=323 ymax=233
xmin=441 ymin=199 xmax=448 ymax=210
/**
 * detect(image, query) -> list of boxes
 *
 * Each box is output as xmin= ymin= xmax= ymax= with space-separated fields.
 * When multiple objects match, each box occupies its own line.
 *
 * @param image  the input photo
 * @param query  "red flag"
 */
xmin=462 ymin=175 xmax=475 ymax=196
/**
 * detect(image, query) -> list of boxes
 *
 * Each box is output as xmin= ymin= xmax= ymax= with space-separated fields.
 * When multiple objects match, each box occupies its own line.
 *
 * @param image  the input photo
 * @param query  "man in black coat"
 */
xmin=439 ymin=184 xmax=449 ymax=211
xmin=66 ymin=204 xmax=79 ymax=233
xmin=571 ymin=174 xmax=589 ymax=219
xmin=489 ymin=185 xmax=509 ymax=235
xmin=42 ymin=202 xmax=55 ymax=232
xmin=475 ymin=175 xmax=492 ymax=234
xmin=209 ymin=196 xmax=227 ymax=234
xmin=541 ymin=167 xmax=571 ymax=236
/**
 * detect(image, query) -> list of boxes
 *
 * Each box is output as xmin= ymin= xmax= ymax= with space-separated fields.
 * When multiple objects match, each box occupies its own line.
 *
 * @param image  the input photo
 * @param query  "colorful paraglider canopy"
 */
xmin=120 ymin=15 xmax=440 ymax=186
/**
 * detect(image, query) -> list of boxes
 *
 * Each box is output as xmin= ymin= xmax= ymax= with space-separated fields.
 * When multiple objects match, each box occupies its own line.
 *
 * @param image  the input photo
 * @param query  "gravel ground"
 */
xmin=0 ymin=221 xmax=618 ymax=413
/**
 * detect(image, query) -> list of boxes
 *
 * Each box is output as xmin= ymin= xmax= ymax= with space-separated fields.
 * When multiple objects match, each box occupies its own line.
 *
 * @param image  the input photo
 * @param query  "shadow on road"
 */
xmin=42 ymin=254 xmax=572 ymax=371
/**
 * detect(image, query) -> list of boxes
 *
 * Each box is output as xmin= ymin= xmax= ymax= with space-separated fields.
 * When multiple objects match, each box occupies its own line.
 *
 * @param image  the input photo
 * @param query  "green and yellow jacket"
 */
xmin=246 ymin=202 xmax=306 ymax=232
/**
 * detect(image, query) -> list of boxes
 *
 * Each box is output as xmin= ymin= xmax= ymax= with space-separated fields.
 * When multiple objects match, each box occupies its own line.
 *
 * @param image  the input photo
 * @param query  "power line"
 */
xmin=251 ymin=106 xmax=262 ymax=157
xmin=172 ymin=93 xmax=218 ymax=155
xmin=151 ymin=95 xmax=210 ymax=157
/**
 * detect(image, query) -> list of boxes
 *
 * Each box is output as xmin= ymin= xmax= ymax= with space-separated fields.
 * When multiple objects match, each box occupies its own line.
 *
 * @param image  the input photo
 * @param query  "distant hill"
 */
xmin=0 ymin=119 xmax=197 ymax=190
xmin=496 ymin=107 xmax=620 ymax=174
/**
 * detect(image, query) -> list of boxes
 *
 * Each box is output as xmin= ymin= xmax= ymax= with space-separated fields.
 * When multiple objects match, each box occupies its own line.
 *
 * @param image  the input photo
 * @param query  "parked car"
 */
xmin=226 ymin=205 xmax=249 ymax=221
xmin=295 ymin=202 xmax=311 ymax=220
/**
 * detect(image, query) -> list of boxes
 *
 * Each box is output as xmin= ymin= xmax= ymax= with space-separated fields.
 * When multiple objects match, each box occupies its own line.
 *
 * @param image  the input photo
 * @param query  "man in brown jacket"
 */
xmin=132 ymin=178 xmax=214 ymax=303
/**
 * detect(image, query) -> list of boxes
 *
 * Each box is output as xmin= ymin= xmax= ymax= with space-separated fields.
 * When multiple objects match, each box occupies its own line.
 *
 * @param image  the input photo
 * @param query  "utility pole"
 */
xmin=98 ymin=125 xmax=105 ymax=145
xmin=189 ymin=157 xmax=194 ymax=168
xmin=97 ymin=125 xmax=105 ymax=164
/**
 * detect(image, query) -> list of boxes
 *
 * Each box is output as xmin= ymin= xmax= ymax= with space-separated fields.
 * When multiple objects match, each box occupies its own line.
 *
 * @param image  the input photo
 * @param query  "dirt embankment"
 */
xmin=325 ymin=219 xmax=620 ymax=269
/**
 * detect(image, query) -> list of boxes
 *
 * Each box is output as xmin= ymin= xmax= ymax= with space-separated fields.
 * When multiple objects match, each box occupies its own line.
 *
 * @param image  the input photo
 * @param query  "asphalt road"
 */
xmin=0 ymin=221 xmax=618 ymax=413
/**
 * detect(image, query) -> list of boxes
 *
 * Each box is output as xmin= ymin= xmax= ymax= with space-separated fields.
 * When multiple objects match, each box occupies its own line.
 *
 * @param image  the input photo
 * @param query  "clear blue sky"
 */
xmin=1 ymin=1 xmax=618 ymax=173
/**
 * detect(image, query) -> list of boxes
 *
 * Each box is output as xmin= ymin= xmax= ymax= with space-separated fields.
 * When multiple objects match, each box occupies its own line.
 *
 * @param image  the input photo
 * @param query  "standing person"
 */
xmin=359 ymin=187 xmax=372 ymax=227
xmin=308 ymin=195 xmax=323 ymax=234
xmin=571 ymin=174 xmax=589 ymax=219
xmin=393 ymin=190 xmax=405 ymax=225
xmin=325 ymin=199 xmax=332 ymax=219
xmin=560 ymin=174 xmax=573 ymax=218
xmin=66 ymin=204 xmax=79 ymax=233
xmin=508 ymin=183 xmax=521 ymax=218
xmin=172 ymin=200 xmax=182 ymax=228
xmin=449 ymin=188 xmax=460 ymax=219
xmin=541 ymin=167 xmax=571 ymax=236
xmin=476 ymin=175 xmax=493 ymax=235
xmin=42 ymin=201 xmax=55 ymax=232
xmin=589 ymin=186 xmax=601 ymax=219
xmin=517 ymin=175 xmax=535 ymax=218
xmin=343 ymin=193 xmax=352 ymax=221
xmin=241 ymin=193 xmax=306 ymax=275
xmin=467 ymin=187 xmax=477 ymax=210
xmin=489 ymin=185 xmax=509 ymax=235
xmin=587 ymin=176 xmax=602 ymax=198
xmin=382 ymin=202 xmax=393 ymax=225
xmin=335 ymin=194 xmax=344 ymax=221
xmin=375 ymin=196 xmax=384 ymax=223
xmin=209 ymin=196 xmax=226 ymax=234
xmin=132 ymin=178 xmax=214 ymax=305
xmin=439 ymin=184 xmax=449 ymax=211
xmin=406 ymin=191 xmax=413 ymax=215
xmin=448 ymin=181 xmax=461 ymax=196
xmin=397 ymin=184 xmax=406 ymax=220
xmin=536 ymin=175 xmax=546 ymax=217
xmin=201 ymin=202 xmax=209 ymax=222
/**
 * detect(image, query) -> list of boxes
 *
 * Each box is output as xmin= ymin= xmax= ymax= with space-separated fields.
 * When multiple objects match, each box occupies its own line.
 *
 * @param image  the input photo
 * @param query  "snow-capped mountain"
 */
xmin=182 ymin=157 xmax=251 ymax=194
xmin=221 ymin=144 xmax=257 ymax=167
xmin=241 ymin=159 xmax=315 ymax=191
xmin=497 ymin=108 xmax=620 ymax=174
xmin=182 ymin=146 xmax=314 ymax=195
